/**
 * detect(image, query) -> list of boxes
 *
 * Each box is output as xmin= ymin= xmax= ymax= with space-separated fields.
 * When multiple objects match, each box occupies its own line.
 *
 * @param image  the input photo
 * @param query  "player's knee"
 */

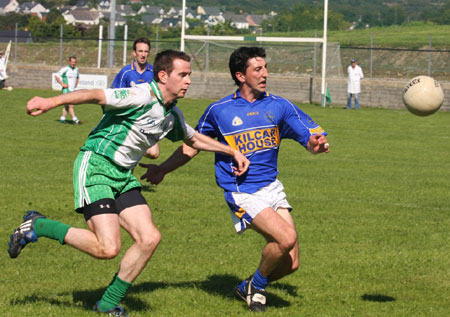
xmin=138 ymin=229 xmax=161 ymax=252
xmin=279 ymin=229 xmax=297 ymax=254
xmin=98 ymin=243 xmax=122 ymax=259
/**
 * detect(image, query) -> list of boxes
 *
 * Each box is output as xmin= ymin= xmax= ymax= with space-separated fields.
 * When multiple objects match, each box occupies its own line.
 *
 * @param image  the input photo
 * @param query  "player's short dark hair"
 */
xmin=229 ymin=47 xmax=266 ymax=86
xmin=133 ymin=37 xmax=151 ymax=51
xmin=68 ymin=55 xmax=76 ymax=61
xmin=153 ymin=50 xmax=191 ymax=82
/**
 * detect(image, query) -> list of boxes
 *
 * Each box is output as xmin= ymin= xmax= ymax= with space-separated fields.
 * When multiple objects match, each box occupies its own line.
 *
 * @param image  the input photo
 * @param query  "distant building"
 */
xmin=63 ymin=8 xmax=100 ymax=25
xmin=19 ymin=2 xmax=49 ymax=20
xmin=0 ymin=0 xmax=20 ymax=14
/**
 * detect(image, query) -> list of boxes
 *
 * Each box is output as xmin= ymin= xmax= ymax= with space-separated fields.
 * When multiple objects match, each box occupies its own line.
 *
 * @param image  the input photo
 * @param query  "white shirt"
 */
xmin=56 ymin=65 xmax=79 ymax=91
xmin=347 ymin=64 xmax=364 ymax=94
xmin=0 ymin=56 xmax=6 ymax=80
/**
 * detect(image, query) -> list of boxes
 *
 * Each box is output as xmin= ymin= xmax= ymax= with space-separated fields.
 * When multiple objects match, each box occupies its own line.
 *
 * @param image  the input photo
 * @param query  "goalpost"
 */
xmin=180 ymin=0 xmax=329 ymax=107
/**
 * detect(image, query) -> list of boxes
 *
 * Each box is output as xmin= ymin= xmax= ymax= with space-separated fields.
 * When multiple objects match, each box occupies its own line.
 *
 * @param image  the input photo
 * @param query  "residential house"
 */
xmin=19 ymin=2 xmax=49 ymax=20
xmin=222 ymin=13 xmax=249 ymax=29
xmin=98 ymin=0 xmax=110 ymax=13
xmin=102 ymin=11 xmax=127 ymax=26
xmin=141 ymin=13 xmax=161 ymax=25
xmin=63 ymin=8 xmax=100 ymax=25
xmin=197 ymin=6 xmax=221 ymax=18
xmin=116 ymin=4 xmax=135 ymax=17
xmin=0 ymin=0 xmax=20 ymax=14
xmin=137 ymin=5 xmax=163 ymax=16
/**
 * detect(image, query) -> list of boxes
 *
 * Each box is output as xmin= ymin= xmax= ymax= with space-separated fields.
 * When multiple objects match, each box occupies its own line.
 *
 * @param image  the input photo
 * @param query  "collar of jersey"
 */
xmin=149 ymin=80 xmax=177 ymax=113
xmin=131 ymin=60 xmax=151 ymax=71
xmin=233 ymin=89 xmax=269 ymax=100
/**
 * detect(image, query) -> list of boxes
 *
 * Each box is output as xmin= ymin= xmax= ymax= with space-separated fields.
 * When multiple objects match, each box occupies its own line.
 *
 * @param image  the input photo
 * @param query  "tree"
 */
xmin=46 ymin=8 xmax=64 ymax=24
xmin=0 ymin=12 xmax=30 ymax=30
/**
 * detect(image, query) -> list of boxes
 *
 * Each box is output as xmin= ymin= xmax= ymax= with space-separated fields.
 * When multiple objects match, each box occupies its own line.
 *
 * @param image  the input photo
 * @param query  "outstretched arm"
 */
xmin=306 ymin=134 xmax=330 ymax=154
xmin=140 ymin=143 xmax=198 ymax=184
xmin=26 ymin=89 xmax=106 ymax=116
xmin=185 ymin=131 xmax=249 ymax=175
xmin=140 ymin=132 xmax=250 ymax=185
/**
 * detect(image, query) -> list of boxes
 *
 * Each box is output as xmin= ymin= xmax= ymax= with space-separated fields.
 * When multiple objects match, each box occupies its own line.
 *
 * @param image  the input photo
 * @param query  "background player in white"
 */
xmin=141 ymin=47 xmax=330 ymax=312
xmin=8 ymin=50 xmax=249 ymax=316
xmin=346 ymin=58 xmax=364 ymax=110
xmin=55 ymin=56 xmax=81 ymax=124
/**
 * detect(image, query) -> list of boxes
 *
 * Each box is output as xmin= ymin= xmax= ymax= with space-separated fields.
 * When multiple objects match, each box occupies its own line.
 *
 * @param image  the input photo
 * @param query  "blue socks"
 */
xmin=252 ymin=269 xmax=269 ymax=290
xmin=239 ymin=268 xmax=269 ymax=292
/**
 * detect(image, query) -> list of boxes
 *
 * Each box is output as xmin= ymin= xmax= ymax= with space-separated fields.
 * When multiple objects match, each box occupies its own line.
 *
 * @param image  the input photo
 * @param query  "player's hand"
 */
xmin=62 ymin=83 xmax=68 ymax=88
xmin=307 ymin=134 xmax=330 ymax=154
xmin=139 ymin=163 xmax=165 ymax=185
xmin=26 ymin=96 xmax=56 ymax=116
xmin=231 ymin=150 xmax=250 ymax=176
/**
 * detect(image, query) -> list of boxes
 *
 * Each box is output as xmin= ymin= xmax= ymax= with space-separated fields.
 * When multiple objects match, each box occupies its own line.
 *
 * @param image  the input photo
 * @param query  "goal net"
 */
xmin=183 ymin=38 xmax=343 ymax=78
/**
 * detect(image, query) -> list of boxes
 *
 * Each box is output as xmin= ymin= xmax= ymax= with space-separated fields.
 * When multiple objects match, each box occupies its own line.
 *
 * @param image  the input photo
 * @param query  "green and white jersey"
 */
xmin=57 ymin=65 xmax=79 ymax=93
xmin=80 ymin=81 xmax=195 ymax=169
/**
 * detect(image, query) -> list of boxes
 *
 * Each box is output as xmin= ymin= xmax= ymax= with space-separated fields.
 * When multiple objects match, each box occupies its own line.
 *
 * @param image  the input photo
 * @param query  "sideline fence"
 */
xmin=1 ymin=35 xmax=449 ymax=81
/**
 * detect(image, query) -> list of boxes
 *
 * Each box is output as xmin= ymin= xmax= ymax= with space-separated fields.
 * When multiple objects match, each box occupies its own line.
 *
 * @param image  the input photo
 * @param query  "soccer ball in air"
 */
xmin=402 ymin=76 xmax=444 ymax=116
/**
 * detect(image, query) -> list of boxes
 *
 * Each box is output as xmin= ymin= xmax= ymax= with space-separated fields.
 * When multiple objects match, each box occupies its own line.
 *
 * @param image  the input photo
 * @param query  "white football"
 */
xmin=6 ymin=86 xmax=13 ymax=91
xmin=402 ymin=76 xmax=444 ymax=116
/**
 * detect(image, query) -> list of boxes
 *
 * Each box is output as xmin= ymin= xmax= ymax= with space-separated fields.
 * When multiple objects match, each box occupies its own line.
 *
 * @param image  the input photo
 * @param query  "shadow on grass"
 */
xmin=10 ymin=273 xmax=294 ymax=312
xmin=361 ymin=293 xmax=396 ymax=302
xmin=141 ymin=184 xmax=156 ymax=192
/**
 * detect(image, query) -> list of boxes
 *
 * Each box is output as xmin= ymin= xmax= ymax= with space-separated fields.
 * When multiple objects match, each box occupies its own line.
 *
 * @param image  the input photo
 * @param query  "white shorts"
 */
xmin=224 ymin=179 xmax=292 ymax=234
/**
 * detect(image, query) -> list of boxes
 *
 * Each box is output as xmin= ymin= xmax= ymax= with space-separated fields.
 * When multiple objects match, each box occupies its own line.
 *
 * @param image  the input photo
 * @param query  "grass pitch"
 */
xmin=0 ymin=88 xmax=449 ymax=316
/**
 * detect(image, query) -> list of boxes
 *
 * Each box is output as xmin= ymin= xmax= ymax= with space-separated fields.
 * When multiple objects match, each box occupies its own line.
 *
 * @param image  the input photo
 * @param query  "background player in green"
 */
xmin=55 ymin=55 xmax=81 ymax=124
xmin=142 ymin=47 xmax=330 ymax=312
xmin=8 ymin=50 xmax=250 ymax=316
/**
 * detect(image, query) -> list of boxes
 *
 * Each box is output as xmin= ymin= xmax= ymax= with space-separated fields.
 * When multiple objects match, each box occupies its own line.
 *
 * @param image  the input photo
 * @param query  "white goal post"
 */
xmin=180 ymin=0 xmax=329 ymax=106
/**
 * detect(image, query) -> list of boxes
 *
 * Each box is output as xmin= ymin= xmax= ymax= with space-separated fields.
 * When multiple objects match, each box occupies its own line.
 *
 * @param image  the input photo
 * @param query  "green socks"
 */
xmin=97 ymin=275 xmax=132 ymax=311
xmin=34 ymin=218 xmax=71 ymax=245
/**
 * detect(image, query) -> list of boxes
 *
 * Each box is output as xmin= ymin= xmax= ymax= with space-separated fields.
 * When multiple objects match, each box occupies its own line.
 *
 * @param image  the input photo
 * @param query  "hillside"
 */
xmin=138 ymin=0 xmax=444 ymax=23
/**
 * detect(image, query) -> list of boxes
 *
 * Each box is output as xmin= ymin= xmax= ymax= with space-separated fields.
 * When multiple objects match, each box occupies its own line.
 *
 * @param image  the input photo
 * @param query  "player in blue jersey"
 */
xmin=141 ymin=47 xmax=330 ymax=312
xmin=111 ymin=37 xmax=154 ymax=88
xmin=111 ymin=37 xmax=160 ymax=160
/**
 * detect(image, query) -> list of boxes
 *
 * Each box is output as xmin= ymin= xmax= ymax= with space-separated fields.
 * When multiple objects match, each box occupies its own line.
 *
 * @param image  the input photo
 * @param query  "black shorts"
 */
xmin=77 ymin=188 xmax=147 ymax=221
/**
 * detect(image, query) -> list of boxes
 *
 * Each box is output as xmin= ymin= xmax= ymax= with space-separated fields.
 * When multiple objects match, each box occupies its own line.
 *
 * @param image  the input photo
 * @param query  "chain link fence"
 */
xmin=2 ymin=35 xmax=449 ymax=81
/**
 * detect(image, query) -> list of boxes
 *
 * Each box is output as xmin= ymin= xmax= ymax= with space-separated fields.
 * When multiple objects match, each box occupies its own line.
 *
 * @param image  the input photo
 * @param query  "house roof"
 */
xmin=141 ymin=13 xmax=159 ymax=24
xmin=197 ymin=6 xmax=221 ymax=16
xmin=69 ymin=9 xmax=99 ymax=21
xmin=0 ymin=0 xmax=12 ymax=9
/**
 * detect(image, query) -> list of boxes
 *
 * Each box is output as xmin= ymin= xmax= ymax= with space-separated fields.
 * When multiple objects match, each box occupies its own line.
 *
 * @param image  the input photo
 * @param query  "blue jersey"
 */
xmin=110 ymin=61 xmax=154 ymax=88
xmin=197 ymin=90 xmax=327 ymax=194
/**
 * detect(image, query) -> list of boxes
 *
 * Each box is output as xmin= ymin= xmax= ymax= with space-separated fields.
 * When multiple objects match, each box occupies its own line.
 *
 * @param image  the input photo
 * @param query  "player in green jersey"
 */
xmin=8 ymin=50 xmax=250 ymax=316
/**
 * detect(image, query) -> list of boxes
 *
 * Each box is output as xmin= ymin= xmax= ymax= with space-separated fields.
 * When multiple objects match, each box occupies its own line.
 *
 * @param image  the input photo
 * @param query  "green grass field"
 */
xmin=0 ymin=88 xmax=449 ymax=316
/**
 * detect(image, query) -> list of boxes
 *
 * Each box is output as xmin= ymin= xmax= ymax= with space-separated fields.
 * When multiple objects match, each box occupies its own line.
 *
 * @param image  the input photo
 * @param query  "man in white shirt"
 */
xmin=0 ymin=50 xmax=6 ymax=89
xmin=55 ymin=56 xmax=81 ymax=124
xmin=346 ymin=58 xmax=364 ymax=110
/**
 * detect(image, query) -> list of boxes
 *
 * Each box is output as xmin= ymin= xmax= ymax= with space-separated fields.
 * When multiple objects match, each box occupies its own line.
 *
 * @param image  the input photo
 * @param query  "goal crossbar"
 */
xmin=184 ymin=35 xmax=325 ymax=44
